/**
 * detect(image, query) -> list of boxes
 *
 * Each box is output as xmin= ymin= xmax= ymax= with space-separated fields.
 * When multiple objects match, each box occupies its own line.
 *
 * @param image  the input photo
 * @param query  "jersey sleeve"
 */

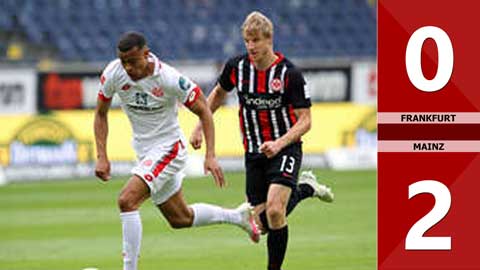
xmin=285 ymin=68 xmax=311 ymax=108
xmin=217 ymin=57 xmax=237 ymax=92
xmin=163 ymin=64 xmax=201 ymax=108
xmin=98 ymin=69 xmax=117 ymax=101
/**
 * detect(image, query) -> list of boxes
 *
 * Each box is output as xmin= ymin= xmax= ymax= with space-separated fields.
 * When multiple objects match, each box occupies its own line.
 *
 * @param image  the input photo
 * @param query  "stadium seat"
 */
xmin=1 ymin=0 xmax=377 ymax=62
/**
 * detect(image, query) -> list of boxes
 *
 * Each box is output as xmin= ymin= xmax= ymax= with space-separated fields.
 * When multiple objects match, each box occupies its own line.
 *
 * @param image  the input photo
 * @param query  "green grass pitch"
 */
xmin=0 ymin=169 xmax=376 ymax=270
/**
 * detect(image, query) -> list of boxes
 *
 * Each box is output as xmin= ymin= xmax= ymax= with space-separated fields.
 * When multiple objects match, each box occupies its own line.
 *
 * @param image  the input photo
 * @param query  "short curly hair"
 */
xmin=117 ymin=31 xmax=147 ymax=52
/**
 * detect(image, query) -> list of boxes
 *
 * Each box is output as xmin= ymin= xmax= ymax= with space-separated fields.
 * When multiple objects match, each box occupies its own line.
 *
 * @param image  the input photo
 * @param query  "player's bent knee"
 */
xmin=266 ymin=199 xmax=285 ymax=216
xmin=267 ymin=208 xmax=285 ymax=221
xmin=266 ymin=205 xmax=286 ymax=227
xmin=118 ymin=191 xmax=140 ymax=212
xmin=266 ymin=207 xmax=284 ymax=220
xmin=167 ymin=216 xmax=192 ymax=229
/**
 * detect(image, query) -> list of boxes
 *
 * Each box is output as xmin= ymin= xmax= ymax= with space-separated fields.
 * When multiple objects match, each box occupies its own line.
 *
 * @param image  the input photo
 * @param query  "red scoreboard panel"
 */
xmin=378 ymin=1 xmax=480 ymax=269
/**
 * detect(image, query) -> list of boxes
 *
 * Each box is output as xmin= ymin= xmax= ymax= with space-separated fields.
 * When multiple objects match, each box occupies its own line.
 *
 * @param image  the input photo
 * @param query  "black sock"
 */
xmin=298 ymin=183 xmax=314 ymax=199
xmin=267 ymin=225 xmax=289 ymax=270
xmin=260 ymin=211 xmax=270 ymax=231
xmin=286 ymin=185 xmax=308 ymax=215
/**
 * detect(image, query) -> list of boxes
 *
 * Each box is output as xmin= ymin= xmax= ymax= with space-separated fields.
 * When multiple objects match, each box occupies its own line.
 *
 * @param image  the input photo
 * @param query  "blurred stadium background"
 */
xmin=0 ymin=0 xmax=377 ymax=269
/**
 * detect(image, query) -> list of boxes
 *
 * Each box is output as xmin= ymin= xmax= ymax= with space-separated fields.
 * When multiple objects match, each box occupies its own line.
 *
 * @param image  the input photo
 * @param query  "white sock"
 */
xmin=190 ymin=203 xmax=242 ymax=227
xmin=120 ymin=211 xmax=142 ymax=270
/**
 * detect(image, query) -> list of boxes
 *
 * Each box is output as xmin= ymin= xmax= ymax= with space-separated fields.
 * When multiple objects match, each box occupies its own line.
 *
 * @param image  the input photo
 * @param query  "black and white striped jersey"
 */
xmin=218 ymin=52 xmax=311 ymax=154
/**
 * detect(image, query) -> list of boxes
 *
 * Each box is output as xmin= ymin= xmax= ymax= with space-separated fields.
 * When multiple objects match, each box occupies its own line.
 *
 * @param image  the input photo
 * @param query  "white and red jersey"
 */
xmin=98 ymin=53 xmax=200 ymax=158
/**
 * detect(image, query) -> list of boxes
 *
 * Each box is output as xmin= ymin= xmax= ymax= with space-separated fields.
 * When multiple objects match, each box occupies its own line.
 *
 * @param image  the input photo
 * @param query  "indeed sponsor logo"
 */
xmin=244 ymin=95 xmax=282 ymax=109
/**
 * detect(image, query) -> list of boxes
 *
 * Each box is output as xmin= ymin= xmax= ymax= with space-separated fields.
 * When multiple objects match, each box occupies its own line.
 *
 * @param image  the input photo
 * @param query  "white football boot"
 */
xmin=236 ymin=202 xmax=260 ymax=243
xmin=298 ymin=170 xmax=334 ymax=203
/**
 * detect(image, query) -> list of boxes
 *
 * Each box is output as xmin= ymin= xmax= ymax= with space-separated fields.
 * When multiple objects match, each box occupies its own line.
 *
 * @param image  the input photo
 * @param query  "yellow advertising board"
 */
xmin=0 ymin=103 xmax=376 ymax=166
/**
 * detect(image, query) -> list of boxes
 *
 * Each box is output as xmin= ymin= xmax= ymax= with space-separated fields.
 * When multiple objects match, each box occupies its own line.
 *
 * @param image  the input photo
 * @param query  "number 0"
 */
xmin=405 ymin=26 xmax=454 ymax=92
xmin=405 ymin=180 xmax=451 ymax=250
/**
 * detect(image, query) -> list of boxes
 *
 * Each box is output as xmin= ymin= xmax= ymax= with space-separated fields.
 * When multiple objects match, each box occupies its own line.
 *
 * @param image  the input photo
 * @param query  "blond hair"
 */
xmin=242 ymin=11 xmax=273 ymax=39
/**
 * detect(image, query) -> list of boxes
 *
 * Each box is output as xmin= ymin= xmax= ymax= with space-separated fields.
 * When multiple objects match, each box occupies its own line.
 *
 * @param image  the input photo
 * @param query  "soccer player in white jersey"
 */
xmin=94 ymin=32 xmax=259 ymax=270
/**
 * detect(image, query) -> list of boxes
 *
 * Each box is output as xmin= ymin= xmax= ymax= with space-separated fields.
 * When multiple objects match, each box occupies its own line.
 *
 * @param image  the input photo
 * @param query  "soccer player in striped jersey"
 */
xmin=94 ymin=32 xmax=259 ymax=270
xmin=190 ymin=12 xmax=334 ymax=270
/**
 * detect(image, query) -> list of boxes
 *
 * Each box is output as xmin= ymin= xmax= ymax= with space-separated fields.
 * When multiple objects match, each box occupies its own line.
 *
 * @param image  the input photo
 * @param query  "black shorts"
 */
xmin=245 ymin=142 xmax=303 ymax=206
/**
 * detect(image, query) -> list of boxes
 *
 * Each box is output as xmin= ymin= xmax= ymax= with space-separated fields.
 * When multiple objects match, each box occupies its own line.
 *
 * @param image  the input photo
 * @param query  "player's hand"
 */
xmin=259 ymin=140 xmax=283 ymax=158
xmin=189 ymin=125 xmax=203 ymax=150
xmin=95 ymin=158 xmax=111 ymax=181
xmin=204 ymin=156 xmax=225 ymax=188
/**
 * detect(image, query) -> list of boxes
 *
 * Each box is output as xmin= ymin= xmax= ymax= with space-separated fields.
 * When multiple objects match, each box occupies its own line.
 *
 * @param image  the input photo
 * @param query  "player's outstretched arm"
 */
xmin=94 ymin=98 xmax=112 ymax=181
xmin=260 ymin=108 xmax=311 ymax=158
xmin=189 ymin=84 xmax=228 ymax=150
xmin=188 ymin=90 xmax=226 ymax=187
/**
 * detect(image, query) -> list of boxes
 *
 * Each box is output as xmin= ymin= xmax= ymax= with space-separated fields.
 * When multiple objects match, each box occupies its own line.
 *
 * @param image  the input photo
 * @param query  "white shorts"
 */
xmin=131 ymin=140 xmax=187 ymax=205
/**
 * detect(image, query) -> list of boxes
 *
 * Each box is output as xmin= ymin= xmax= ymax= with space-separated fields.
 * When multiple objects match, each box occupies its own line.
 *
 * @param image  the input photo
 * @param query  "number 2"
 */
xmin=280 ymin=155 xmax=295 ymax=173
xmin=405 ymin=180 xmax=451 ymax=250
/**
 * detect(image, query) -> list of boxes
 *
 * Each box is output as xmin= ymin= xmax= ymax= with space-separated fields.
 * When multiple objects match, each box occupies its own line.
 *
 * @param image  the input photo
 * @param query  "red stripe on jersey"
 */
xmin=98 ymin=91 xmax=112 ymax=102
xmin=238 ymin=106 xmax=248 ymax=151
xmin=288 ymin=105 xmax=297 ymax=126
xmin=268 ymin=53 xmax=285 ymax=69
xmin=258 ymin=110 xmax=272 ymax=142
xmin=183 ymin=86 xmax=201 ymax=108
xmin=152 ymin=141 xmax=180 ymax=177
xmin=249 ymin=52 xmax=285 ymax=70
xmin=257 ymin=70 xmax=266 ymax=93
xmin=230 ymin=68 xmax=237 ymax=86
